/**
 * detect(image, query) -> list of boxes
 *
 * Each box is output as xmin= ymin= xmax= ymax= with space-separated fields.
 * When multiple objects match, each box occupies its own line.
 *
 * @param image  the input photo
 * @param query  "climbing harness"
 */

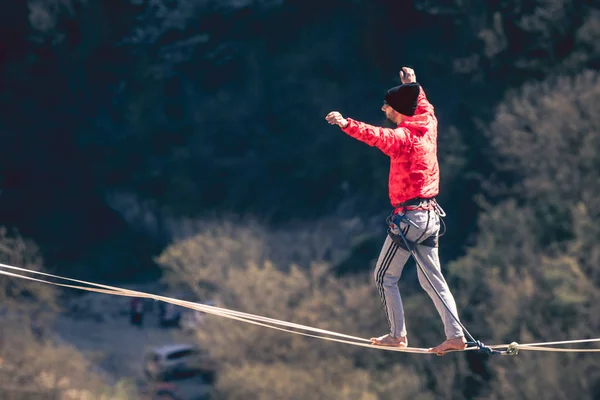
xmin=0 ymin=261 xmax=599 ymax=356
xmin=391 ymin=197 xmax=446 ymax=238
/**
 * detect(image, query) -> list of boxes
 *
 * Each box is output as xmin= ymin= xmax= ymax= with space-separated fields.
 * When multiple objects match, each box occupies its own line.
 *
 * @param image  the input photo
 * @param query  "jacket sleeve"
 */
xmin=341 ymin=119 xmax=410 ymax=156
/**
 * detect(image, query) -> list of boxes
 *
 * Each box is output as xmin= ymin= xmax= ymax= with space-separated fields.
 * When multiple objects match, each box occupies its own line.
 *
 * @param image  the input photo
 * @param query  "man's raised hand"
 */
xmin=400 ymin=67 xmax=416 ymax=84
xmin=325 ymin=111 xmax=348 ymax=128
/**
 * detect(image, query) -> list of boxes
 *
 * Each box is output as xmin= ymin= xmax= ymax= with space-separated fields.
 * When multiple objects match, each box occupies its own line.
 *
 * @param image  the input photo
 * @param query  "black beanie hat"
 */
xmin=384 ymin=83 xmax=420 ymax=116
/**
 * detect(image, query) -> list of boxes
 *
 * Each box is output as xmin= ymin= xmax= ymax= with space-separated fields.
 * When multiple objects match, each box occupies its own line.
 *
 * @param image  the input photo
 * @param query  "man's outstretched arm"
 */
xmin=325 ymin=111 xmax=410 ymax=156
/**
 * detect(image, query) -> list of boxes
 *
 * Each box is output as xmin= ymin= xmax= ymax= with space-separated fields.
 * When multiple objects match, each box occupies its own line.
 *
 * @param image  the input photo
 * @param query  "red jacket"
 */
xmin=342 ymin=86 xmax=439 ymax=207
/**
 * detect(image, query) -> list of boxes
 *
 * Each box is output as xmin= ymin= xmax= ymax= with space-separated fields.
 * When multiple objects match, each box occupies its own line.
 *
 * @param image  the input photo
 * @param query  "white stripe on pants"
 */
xmin=373 ymin=209 xmax=464 ymax=339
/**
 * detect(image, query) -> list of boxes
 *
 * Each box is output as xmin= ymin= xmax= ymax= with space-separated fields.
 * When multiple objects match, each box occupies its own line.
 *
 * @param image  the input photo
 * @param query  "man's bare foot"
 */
xmin=428 ymin=337 xmax=467 ymax=356
xmin=370 ymin=334 xmax=408 ymax=348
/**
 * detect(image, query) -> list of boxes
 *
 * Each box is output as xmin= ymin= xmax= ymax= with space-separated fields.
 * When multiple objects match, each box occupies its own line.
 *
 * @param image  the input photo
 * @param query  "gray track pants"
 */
xmin=374 ymin=209 xmax=464 ymax=339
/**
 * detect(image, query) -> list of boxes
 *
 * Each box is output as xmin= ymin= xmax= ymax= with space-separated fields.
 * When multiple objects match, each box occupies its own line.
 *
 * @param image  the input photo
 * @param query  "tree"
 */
xmin=0 ymin=227 xmax=57 ymax=325
xmin=487 ymin=69 xmax=600 ymax=244
xmin=0 ymin=227 xmax=137 ymax=398
xmin=444 ymin=69 xmax=600 ymax=399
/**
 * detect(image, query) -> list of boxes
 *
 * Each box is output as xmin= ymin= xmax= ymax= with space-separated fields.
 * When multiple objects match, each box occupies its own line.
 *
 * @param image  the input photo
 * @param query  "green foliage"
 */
xmin=418 ymin=0 xmax=599 ymax=83
xmin=0 ymin=321 xmax=139 ymax=398
xmin=444 ymin=70 xmax=600 ymax=398
xmin=218 ymin=359 xmax=434 ymax=400
xmin=0 ymin=227 xmax=58 ymax=318
xmin=0 ymin=230 xmax=138 ymax=399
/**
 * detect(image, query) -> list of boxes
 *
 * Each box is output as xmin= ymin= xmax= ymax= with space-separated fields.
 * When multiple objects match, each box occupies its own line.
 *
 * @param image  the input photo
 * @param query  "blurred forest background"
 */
xmin=1 ymin=0 xmax=600 ymax=399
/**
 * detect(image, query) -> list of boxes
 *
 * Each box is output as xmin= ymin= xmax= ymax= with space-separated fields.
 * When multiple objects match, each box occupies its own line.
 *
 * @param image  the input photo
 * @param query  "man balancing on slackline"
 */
xmin=325 ymin=67 xmax=467 ymax=355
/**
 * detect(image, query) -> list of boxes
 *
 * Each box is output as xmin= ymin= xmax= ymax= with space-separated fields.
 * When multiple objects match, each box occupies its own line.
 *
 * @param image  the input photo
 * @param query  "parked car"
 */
xmin=143 ymin=344 xmax=218 ymax=384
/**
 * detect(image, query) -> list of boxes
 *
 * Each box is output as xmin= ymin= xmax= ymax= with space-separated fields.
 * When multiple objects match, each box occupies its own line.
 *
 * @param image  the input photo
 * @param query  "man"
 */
xmin=325 ymin=67 xmax=467 ymax=355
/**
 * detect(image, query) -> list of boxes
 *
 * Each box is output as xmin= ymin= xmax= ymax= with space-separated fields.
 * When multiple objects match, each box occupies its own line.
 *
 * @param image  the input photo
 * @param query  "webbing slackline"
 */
xmin=1 ymin=262 xmax=600 ymax=355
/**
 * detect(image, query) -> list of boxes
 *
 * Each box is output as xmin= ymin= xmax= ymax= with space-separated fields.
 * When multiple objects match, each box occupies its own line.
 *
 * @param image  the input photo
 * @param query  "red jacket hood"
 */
xmin=397 ymin=89 xmax=436 ymax=135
